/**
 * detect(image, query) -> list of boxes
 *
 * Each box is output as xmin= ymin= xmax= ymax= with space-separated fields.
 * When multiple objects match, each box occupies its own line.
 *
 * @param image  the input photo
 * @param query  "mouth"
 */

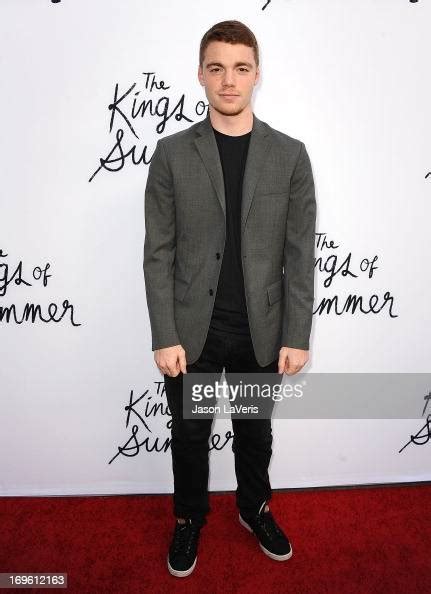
xmin=219 ymin=93 xmax=240 ymax=98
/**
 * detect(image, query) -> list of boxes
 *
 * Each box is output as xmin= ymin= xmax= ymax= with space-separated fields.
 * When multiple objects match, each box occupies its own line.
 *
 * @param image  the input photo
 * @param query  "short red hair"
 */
xmin=199 ymin=20 xmax=260 ymax=68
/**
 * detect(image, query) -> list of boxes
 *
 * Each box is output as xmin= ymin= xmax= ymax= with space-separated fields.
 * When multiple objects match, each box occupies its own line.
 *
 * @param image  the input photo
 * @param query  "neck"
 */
xmin=209 ymin=105 xmax=253 ymax=136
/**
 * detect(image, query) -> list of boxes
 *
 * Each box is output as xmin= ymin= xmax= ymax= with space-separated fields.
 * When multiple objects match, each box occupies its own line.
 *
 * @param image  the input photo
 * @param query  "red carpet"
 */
xmin=1 ymin=484 xmax=430 ymax=593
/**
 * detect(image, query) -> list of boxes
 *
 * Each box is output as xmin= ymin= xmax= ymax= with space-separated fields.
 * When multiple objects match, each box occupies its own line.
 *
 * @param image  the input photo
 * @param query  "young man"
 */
xmin=144 ymin=20 xmax=316 ymax=577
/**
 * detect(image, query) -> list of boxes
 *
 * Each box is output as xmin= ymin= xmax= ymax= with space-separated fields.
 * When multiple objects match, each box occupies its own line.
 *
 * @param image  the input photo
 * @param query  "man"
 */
xmin=144 ymin=20 xmax=316 ymax=577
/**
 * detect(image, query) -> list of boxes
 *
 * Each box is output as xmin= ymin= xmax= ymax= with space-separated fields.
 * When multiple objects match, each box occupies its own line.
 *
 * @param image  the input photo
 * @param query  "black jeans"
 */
xmin=164 ymin=326 xmax=279 ymax=528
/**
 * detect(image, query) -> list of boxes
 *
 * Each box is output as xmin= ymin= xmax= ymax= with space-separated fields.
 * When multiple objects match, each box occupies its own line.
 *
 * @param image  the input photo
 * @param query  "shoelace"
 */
xmin=254 ymin=510 xmax=284 ymax=541
xmin=172 ymin=521 xmax=200 ymax=555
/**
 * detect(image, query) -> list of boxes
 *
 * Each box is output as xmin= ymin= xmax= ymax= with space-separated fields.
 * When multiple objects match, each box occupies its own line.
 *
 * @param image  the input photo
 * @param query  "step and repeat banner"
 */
xmin=1 ymin=0 xmax=430 ymax=496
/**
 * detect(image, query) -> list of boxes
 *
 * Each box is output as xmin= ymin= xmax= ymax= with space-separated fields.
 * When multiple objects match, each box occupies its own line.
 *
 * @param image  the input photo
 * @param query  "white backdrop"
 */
xmin=1 ymin=0 xmax=430 ymax=496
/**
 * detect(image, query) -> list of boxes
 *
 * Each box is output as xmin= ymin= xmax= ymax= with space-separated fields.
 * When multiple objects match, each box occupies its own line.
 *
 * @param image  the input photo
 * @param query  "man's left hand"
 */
xmin=278 ymin=346 xmax=309 ymax=375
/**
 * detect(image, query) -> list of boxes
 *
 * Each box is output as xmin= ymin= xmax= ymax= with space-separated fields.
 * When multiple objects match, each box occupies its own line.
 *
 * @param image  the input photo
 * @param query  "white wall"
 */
xmin=0 ymin=0 xmax=430 ymax=496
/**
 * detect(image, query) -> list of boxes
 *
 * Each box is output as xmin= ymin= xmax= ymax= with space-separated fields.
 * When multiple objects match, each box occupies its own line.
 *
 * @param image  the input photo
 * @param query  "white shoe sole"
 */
xmin=239 ymin=513 xmax=293 ymax=561
xmin=167 ymin=554 xmax=197 ymax=577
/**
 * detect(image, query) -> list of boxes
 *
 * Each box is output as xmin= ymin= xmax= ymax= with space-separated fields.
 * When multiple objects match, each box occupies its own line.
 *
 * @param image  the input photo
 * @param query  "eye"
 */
xmin=239 ymin=67 xmax=249 ymax=72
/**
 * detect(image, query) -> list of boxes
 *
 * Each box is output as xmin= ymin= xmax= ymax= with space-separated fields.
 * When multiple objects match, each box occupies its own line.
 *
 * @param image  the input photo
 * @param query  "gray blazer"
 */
xmin=143 ymin=112 xmax=316 ymax=367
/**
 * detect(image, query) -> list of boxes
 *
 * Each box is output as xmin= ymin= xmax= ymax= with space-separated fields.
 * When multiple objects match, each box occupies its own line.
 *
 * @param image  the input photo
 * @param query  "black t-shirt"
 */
xmin=209 ymin=126 xmax=252 ymax=335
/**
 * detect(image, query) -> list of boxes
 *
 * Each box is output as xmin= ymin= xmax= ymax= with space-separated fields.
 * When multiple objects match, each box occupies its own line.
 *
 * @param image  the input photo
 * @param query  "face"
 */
xmin=198 ymin=40 xmax=260 ymax=117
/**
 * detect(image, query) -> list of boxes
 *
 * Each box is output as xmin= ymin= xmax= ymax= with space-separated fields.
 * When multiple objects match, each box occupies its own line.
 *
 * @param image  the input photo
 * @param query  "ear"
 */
xmin=198 ymin=65 xmax=205 ymax=86
xmin=254 ymin=66 xmax=260 ymax=85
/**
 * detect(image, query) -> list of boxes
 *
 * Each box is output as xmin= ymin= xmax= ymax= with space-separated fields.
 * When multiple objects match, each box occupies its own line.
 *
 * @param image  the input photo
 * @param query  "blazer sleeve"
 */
xmin=281 ymin=141 xmax=317 ymax=350
xmin=143 ymin=139 xmax=181 ymax=351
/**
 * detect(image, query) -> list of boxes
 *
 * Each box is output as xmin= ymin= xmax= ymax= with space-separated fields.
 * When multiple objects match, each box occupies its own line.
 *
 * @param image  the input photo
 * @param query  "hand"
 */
xmin=154 ymin=344 xmax=187 ymax=377
xmin=278 ymin=346 xmax=309 ymax=375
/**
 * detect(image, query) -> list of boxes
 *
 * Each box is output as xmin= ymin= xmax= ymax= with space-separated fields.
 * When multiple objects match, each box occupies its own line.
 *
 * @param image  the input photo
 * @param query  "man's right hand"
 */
xmin=154 ymin=345 xmax=187 ymax=377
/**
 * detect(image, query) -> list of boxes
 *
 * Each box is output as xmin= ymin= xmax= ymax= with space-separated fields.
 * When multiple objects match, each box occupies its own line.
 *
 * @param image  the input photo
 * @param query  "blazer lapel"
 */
xmin=241 ymin=113 xmax=272 ymax=234
xmin=194 ymin=115 xmax=226 ymax=217
xmin=193 ymin=112 xmax=273 ymax=233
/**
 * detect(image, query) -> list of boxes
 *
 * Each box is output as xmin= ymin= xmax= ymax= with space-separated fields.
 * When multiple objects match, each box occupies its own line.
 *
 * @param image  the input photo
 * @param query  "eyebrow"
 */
xmin=205 ymin=61 xmax=254 ymax=69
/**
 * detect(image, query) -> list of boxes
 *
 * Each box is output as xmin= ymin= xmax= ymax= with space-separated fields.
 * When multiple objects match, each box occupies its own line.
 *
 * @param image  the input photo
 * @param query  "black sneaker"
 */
xmin=239 ymin=500 xmax=293 ymax=561
xmin=167 ymin=519 xmax=202 ymax=577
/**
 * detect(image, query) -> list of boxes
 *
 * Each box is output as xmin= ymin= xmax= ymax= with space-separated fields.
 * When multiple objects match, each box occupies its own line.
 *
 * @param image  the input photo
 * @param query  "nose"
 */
xmin=222 ymin=68 xmax=235 ymax=87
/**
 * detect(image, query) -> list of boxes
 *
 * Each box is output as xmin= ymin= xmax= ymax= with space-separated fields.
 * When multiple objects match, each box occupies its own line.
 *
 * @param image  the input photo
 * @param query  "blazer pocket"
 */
xmin=174 ymin=275 xmax=191 ymax=303
xmin=267 ymin=278 xmax=284 ymax=306
xmin=255 ymin=187 xmax=290 ymax=198
xmin=260 ymin=191 xmax=288 ymax=197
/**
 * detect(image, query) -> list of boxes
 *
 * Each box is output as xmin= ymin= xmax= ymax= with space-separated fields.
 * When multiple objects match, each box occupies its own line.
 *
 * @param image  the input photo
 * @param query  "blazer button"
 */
xmin=209 ymin=289 xmax=214 ymax=296
xmin=216 ymin=252 xmax=221 ymax=259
